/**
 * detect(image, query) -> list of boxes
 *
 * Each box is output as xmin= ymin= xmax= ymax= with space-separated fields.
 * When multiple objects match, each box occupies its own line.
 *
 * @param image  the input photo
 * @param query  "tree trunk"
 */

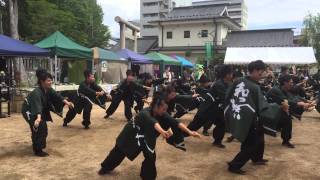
xmin=8 ymin=0 xmax=18 ymax=39
xmin=0 ymin=12 xmax=3 ymax=34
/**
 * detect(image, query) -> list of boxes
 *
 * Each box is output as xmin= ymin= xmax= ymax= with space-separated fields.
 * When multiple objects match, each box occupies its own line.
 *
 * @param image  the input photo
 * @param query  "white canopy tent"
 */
xmin=224 ymin=47 xmax=317 ymax=64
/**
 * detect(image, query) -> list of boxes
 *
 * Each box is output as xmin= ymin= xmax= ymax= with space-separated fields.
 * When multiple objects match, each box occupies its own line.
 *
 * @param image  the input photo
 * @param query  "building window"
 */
xmin=201 ymin=30 xmax=208 ymax=38
xmin=167 ymin=32 xmax=172 ymax=39
xmin=143 ymin=13 xmax=158 ymax=18
xmin=229 ymin=4 xmax=242 ymax=9
xmin=228 ymin=11 xmax=241 ymax=16
xmin=233 ymin=18 xmax=242 ymax=22
xmin=184 ymin=31 xmax=190 ymax=38
xmin=143 ymin=2 xmax=158 ymax=6
xmin=143 ymin=25 xmax=155 ymax=29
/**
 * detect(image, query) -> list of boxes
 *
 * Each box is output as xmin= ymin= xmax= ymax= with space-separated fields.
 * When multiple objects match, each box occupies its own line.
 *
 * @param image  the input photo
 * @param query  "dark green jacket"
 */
xmin=225 ymin=77 xmax=269 ymax=142
xmin=266 ymin=86 xmax=298 ymax=107
xmin=114 ymin=79 xmax=144 ymax=99
xmin=22 ymin=87 xmax=64 ymax=122
xmin=78 ymin=81 xmax=102 ymax=101
xmin=167 ymin=95 xmax=194 ymax=114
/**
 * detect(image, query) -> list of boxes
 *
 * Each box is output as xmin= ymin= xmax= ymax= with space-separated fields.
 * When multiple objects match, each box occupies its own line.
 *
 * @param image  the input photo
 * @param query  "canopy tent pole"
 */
xmin=54 ymin=55 xmax=57 ymax=84
xmin=128 ymin=59 xmax=132 ymax=69
xmin=92 ymin=58 xmax=94 ymax=74
xmin=50 ymin=57 xmax=53 ymax=76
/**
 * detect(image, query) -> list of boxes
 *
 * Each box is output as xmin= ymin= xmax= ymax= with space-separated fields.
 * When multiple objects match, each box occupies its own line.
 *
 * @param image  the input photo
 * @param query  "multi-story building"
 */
xmin=140 ymin=0 xmax=174 ymax=37
xmin=149 ymin=4 xmax=241 ymax=63
xmin=173 ymin=0 xmax=192 ymax=7
xmin=140 ymin=0 xmax=194 ymax=37
xmin=192 ymin=0 xmax=248 ymax=30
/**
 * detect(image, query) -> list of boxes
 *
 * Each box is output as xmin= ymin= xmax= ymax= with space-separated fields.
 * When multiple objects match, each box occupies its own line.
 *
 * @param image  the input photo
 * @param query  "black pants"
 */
xmin=28 ymin=120 xmax=48 ymax=153
xmin=64 ymin=100 xmax=92 ymax=127
xmin=203 ymin=120 xmax=213 ymax=132
xmin=173 ymin=107 xmax=188 ymax=118
xmin=187 ymin=109 xmax=208 ymax=131
xmin=187 ymin=108 xmax=225 ymax=143
xmin=279 ymin=112 xmax=292 ymax=143
xmin=100 ymin=145 xmax=157 ymax=180
xmin=134 ymin=95 xmax=144 ymax=113
xmin=228 ymin=125 xmax=265 ymax=170
xmin=106 ymin=96 xmax=133 ymax=120
xmin=212 ymin=118 xmax=225 ymax=144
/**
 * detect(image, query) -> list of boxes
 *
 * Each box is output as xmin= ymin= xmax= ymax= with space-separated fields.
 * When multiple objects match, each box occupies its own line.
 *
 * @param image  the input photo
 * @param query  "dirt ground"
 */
xmin=1 ymin=102 xmax=320 ymax=180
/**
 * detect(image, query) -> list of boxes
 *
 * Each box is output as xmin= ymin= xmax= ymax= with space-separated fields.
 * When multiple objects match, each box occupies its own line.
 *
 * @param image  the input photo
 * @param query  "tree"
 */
xmin=8 ymin=0 xmax=19 ymax=39
xmin=300 ymin=13 xmax=320 ymax=64
xmin=48 ymin=0 xmax=110 ymax=47
xmin=0 ymin=0 xmax=5 ymax=34
xmin=1 ymin=0 xmax=111 ymax=46
xmin=22 ymin=0 xmax=77 ymax=43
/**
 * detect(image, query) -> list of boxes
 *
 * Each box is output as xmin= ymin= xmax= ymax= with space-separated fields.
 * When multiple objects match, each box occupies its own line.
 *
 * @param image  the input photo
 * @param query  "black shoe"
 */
xmin=84 ymin=126 xmax=90 ymax=130
xmin=291 ymin=113 xmax=302 ymax=120
xmin=282 ymin=142 xmax=295 ymax=148
xmin=98 ymin=168 xmax=111 ymax=175
xmin=259 ymin=159 xmax=269 ymax=163
xmin=228 ymin=168 xmax=246 ymax=175
xmin=34 ymin=150 xmax=49 ymax=157
xmin=213 ymin=142 xmax=226 ymax=149
xmin=202 ymin=131 xmax=209 ymax=136
xmin=226 ymin=136 xmax=235 ymax=143
xmin=252 ymin=160 xmax=268 ymax=165
xmin=62 ymin=121 xmax=68 ymax=127
xmin=104 ymin=114 xmax=110 ymax=119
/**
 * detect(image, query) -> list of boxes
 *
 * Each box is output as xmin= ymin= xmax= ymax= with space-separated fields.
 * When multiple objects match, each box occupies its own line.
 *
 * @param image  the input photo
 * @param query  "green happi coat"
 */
xmin=116 ymin=108 xmax=181 ymax=161
xmin=225 ymin=77 xmax=273 ymax=142
xmin=22 ymin=87 xmax=65 ymax=122
xmin=75 ymin=81 xmax=104 ymax=110
xmin=266 ymin=85 xmax=301 ymax=120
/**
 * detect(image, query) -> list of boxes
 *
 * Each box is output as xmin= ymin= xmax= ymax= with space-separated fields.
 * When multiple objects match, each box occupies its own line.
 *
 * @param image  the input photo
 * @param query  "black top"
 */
xmin=116 ymin=108 xmax=180 ymax=160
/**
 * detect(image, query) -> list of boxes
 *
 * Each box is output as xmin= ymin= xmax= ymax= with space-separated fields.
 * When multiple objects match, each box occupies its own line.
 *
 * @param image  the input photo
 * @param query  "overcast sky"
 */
xmin=97 ymin=0 xmax=320 ymax=37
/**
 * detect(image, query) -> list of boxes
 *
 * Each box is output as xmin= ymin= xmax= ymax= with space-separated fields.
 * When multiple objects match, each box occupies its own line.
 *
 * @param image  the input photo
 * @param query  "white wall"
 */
xmin=159 ymin=22 xmax=215 ymax=47
xmin=158 ymin=21 xmax=230 ymax=47
xmin=173 ymin=0 xmax=192 ymax=7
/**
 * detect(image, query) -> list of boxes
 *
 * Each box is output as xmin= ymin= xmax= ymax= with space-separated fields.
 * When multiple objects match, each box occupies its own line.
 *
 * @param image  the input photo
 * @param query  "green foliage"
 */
xmin=301 ymin=13 xmax=320 ymax=64
xmin=195 ymin=55 xmax=206 ymax=65
xmin=185 ymin=50 xmax=192 ymax=57
xmin=212 ymin=53 xmax=225 ymax=65
xmin=196 ymin=52 xmax=225 ymax=67
xmin=3 ymin=0 xmax=110 ymax=47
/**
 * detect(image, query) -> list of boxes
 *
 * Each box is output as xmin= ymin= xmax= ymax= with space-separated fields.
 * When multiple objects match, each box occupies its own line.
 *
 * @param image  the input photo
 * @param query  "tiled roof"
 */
xmin=225 ymin=29 xmax=295 ymax=47
xmin=156 ymin=4 xmax=228 ymax=22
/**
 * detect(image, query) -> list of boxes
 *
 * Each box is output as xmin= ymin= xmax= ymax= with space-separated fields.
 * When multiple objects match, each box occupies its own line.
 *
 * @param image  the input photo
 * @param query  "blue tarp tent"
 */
xmin=0 ymin=35 xmax=49 ymax=56
xmin=117 ymin=49 xmax=151 ymax=64
xmin=93 ymin=47 xmax=126 ymax=62
xmin=172 ymin=55 xmax=194 ymax=68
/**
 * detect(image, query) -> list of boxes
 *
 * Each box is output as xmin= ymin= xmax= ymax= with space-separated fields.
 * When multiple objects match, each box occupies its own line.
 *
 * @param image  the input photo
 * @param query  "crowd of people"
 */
xmin=21 ymin=60 xmax=320 ymax=179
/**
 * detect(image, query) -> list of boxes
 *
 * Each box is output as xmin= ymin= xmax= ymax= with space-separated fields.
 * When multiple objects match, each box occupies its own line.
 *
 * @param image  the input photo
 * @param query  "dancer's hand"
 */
xmin=161 ymin=131 xmax=170 ymax=139
xmin=96 ymin=91 xmax=104 ymax=97
xmin=143 ymin=99 xmax=151 ymax=105
xmin=107 ymin=95 xmax=112 ymax=101
xmin=167 ymin=128 xmax=173 ymax=137
xmin=192 ymin=94 xmax=200 ymax=98
xmin=144 ymin=86 xmax=151 ymax=91
xmin=281 ymin=100 xmax=289 ymax=112
xmin=34 ymin=118 xmax=41 ymax=128
xmin=190 ymin=131 xmax=201 ymax=138
xmin=66 ymin=101 xmax=74 ymax=109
